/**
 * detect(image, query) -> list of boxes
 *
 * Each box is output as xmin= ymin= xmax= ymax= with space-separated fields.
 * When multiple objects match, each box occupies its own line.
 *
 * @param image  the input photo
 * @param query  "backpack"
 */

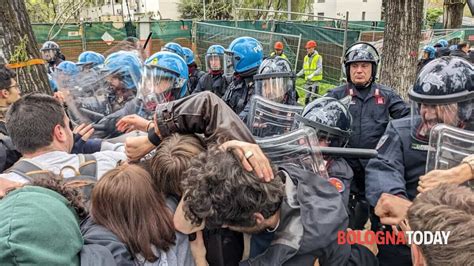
xmin=7 ymin=154 xmax=98 ymax=203
xmin=0 ymin=133 xmax=22 ymax=173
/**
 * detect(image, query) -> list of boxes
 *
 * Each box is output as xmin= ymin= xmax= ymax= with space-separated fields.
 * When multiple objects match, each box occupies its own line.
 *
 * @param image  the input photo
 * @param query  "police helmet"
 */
xmin=254 ymin=56 xmax=295 ymax=103
xmin=295 ymin=97 xmax=352 ymax=147
xmin=344 ymin=42 xmax=380 ymax=86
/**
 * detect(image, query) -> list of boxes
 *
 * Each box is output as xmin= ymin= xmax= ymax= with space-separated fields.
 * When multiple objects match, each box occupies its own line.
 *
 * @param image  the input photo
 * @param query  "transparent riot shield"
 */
xmin=257 ymin=127 xmax=329 ymax=179
xmin=247 ymin=95 xmax=304 ymax=138
xmin=426 ymin=124 xmax=474 ymax=173
xmin=54 ymin=69 xmax=111 ymax=125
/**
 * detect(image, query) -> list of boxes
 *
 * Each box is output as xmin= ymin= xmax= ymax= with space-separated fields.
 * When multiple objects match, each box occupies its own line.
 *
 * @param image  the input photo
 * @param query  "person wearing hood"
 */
xmin=325 ymin=42 xmax=410 ymax=230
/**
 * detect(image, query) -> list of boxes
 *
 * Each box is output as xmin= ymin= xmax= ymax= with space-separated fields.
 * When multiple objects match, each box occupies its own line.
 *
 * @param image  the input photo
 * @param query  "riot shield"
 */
xmin=257 ymin=127 xmax=329 ymax=178
xmin=247 ymin=95 xmax=304 ymax=138
xmin=53 ymin=68 xmax=111 ymax=125
xmin=426 ymin=123 xmax=474 ymax=173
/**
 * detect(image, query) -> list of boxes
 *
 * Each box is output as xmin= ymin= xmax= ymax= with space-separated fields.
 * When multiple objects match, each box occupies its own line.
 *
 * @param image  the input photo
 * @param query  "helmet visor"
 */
xmin=257 ymin=127 xmax=329 ymax=178
xmin=54 ymin=70 xmax=110 ymax=125
xmin=223 ymin=50 xmax=235 ymax=77
xmin=247 ymin=95 xmax=304 ymax=138
xmin=41 ymin=50 xmax=56 ymax=62
xmin=410 ymin=99 xmax=473 ymax=143
xmin=205 ymin=54 xmax=224 ymax=71
xmin=254 ymin=76 xmax=294 ymax=103
xmin=138 ymin=66 xmax=184 ymax=112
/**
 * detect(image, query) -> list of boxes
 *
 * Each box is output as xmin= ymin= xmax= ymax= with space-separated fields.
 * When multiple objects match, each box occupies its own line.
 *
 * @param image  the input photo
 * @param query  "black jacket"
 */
xmin=242 ymin=165 xmax=377 ymax=266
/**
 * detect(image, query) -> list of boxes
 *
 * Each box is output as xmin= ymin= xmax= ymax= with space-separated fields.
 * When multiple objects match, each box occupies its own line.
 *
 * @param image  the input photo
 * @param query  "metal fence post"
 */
xmin=340 ymin=11 xmax=349 ymax=83
xmin=295 ymin=33 xmax=302 ymax=72
xmin=233 ymin=0 xmax=238 ymax=27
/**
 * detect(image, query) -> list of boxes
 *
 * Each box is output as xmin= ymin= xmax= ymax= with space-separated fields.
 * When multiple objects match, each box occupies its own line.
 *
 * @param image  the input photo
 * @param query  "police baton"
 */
xmin=318 ymin=147 xmax=378 ymax=159
xmin=260 ymin=144 xmax=377 ymax=159
xmin=143 ymin=32 xmax=153 ymax=50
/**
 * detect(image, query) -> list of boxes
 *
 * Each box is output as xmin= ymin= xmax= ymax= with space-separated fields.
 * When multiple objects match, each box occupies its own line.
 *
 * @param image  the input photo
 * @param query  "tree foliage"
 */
xmin=178 ymin=0 xmax=233 ymax=19
xmin=178 ymin=0 xmax=311 ymax=20
xmin=425 ymin=7 xmax=443 ymax=28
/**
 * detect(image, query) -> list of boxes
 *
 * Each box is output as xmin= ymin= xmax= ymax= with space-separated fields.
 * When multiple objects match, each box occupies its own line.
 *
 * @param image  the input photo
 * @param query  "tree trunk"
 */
xmin=379 ymin=0 xmax=423 ymax=99
xmin=443 ymin=0 xmax=465 ymax=29
xmin=0 ymin=0 xmax=51 ymax=94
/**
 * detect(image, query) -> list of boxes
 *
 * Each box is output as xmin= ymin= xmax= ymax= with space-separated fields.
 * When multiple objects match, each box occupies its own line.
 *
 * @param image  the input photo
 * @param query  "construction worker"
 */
xmin=270 ymin=41 xmax=287 ymax=60
xmin=297 ymin=40 xmax=323 ymax=105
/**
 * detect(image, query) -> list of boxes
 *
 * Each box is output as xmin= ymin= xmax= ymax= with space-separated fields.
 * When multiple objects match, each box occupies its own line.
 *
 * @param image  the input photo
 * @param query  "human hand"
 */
xmin=417 ymin=164 xmax=471 ymax=193
xmin=116 ymin=114 xmax=152 ymax=133
xmin=219 ymin=140 xmax=274 ymax=182
xmin=53 ymin=91 xmax=66 ymax=104
xmin=124 ymin=135 xmax=156 ymax=161
xmin=73 ymin=123 xmax=95 ymax=141
xmin=374 ymin=193 xmax=412 ymax=225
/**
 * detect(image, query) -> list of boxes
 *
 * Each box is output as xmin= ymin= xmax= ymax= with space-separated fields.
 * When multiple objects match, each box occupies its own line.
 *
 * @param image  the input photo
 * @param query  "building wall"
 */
xmin=158 ymin=0 xmax=180 ymax=19
xmin=80 ymin=0 xmax=180 ymax=21
xmin=314 ymin=0 xmax=382 ymax=21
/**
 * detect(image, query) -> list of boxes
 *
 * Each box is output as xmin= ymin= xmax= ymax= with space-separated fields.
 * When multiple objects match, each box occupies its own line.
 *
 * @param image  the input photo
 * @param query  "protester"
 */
xmin=89 ymin=164 xmax=197 ymax=265
xmin=408 ymin=184 xmax=473 ymax=266
xmin=0 ymin=93 xmax=125 ymax=184
xmin=178 ymin=145 xmax=378 ymax=265
xmin=151 ymin=133 xmax=245 ymax=266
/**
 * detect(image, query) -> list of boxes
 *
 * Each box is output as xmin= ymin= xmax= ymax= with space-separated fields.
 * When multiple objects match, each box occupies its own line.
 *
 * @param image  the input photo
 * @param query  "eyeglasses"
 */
xmin=6 ymin=84 xmax=20 ymax=91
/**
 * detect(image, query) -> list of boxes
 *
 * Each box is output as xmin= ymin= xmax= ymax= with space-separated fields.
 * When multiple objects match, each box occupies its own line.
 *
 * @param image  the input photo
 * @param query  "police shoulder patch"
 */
xmin=376 ymin=134 xmax=389 ymax=150
xmin=328 ymin=177 xmax=345 ymax=193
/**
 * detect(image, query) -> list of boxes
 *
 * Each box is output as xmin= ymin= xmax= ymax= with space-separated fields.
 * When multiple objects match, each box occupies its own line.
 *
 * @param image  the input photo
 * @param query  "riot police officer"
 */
xmin=325 ymin=42 xmax=410 ymax=230
xmin=102 ymin=51 xmax=141 ymax=114
xmin=193 ymin=45 xmax=228 ymax=98
xmin=253 ymin=56 xmax=298 ymax=105
xmin=113 ymin=51 xmax=189 ymax=136
xmin=139 ymin=51 xmax=189 ymax=110
xmin=416 ymin=45 xmax=435 ymax=75
xmin=182 ymin=47 xmax=205 ymax=94
xmin=295 ymin=97 xmax=354 ymax=208
xmin=434 ymin=39 xmax=450 ymax=58
xmin=365 ymin=56 xmax=473 ymax=266
xmin=162 ymin=42 xmax=185 ymax=59
xmin=40 ymin=41 xmax=65 ymax=74
xmin=76 ymin=51 xmax=105 ymax=71
xmin=222 ymin=37 xmax=263 ymax=119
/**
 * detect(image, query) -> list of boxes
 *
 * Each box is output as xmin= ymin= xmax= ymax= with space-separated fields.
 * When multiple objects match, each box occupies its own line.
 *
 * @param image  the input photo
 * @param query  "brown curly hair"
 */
xmin=27 ymin=173 xmax=88 ymax=220
xmin=181 ymin=146 xmax=284 ymax=229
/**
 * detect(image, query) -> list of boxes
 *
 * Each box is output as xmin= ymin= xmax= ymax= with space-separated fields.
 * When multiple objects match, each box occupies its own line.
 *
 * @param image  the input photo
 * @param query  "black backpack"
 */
xmin=7 ymin=154 xmax=98 ymax=202
xmin=0 ymin=133 xmax=22 ymax=173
